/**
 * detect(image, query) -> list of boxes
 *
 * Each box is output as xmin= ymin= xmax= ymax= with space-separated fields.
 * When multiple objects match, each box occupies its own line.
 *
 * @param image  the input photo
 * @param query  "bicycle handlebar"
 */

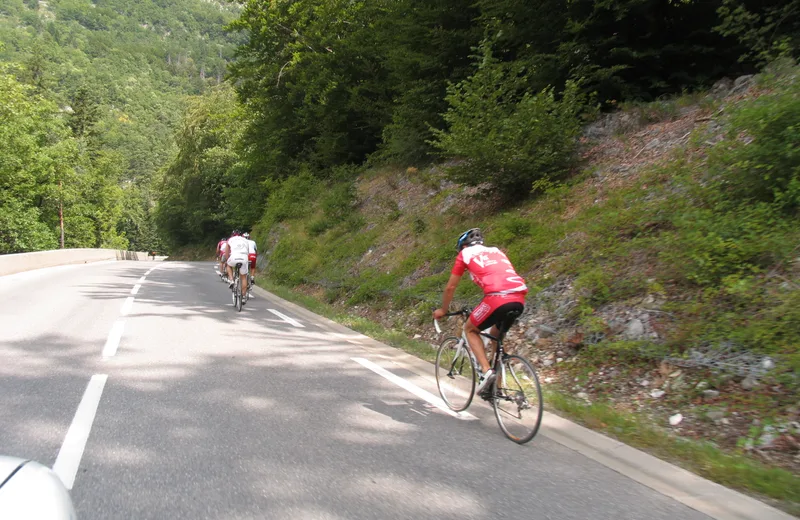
xmin=433 ymin=307 xmax=471 ymax=334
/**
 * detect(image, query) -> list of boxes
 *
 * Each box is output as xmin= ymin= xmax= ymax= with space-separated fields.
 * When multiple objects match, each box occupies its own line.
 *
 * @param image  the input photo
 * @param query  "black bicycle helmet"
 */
xmin=456 ymin=228 xmax=483 ymax=251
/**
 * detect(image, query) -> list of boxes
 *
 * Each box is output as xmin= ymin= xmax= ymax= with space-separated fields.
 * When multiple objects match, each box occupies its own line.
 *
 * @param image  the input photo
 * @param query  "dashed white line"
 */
xmin=52 ymin=374 xmax=109 ymax=490
xmin=120 ymin=296 xmax=135 ymax=316
xmin=131 ymin=284 xmax=141 ymax=295
xmin=102 ymin=320 xmax=125 ymax=358
xmin=137 ymin=276 xmax=146 ymax=284
xmin=268 ymin=309 xmax=304 ymax=328
xmin=351 ymin=357 xmax=476 ymax=421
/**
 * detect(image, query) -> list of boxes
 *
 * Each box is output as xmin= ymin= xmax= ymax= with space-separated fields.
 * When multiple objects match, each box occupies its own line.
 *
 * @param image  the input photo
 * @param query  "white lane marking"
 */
xmin=351 ymin=357 xmax=476 ymax=421
xmin=102 ymin=321 xmax=125 ymax=358
xmin=120 ymin=296 xmax=135 ymax=316
xmin=137 ymin=276 xmax=146 ymax=284
xmin=268 ymin=309 xmax=304 ymax=328
xmin=52 ymin=374 xmax=109 ymax=490
xmin=131 ymin=284 xmax=141 ymax=295
xmin=145 ymin=268 xmax=156 ymax=275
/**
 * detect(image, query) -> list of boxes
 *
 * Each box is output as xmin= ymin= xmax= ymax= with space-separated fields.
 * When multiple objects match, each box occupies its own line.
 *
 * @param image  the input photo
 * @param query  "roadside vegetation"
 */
xmin=248 ymin=64 xmax=800 ymax=511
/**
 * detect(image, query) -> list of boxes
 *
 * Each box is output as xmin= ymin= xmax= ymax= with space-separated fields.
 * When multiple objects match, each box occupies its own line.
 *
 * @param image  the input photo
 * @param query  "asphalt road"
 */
xmin=0 ymin=261 xmax=713 ymax=519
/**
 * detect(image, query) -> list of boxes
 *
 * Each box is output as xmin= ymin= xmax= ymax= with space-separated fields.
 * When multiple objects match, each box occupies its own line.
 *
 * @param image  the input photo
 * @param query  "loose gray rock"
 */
xmin=669 ymin=413 xmax=683 ymax=426
xmin=696 ymin=381 xmax=709 ymax=390
xmin=741 ymin=376 xmax=759 ymax=390
xmin=650 ymin=389 xmax=666 ymax=398
xmin=577 ymin=392 xmax=589 ymax=400
xmin=706 ymin=410 xmax=725 ymax=421
xmin=543 ymin=359 xmax=554 ymax=367
xmin=703 ymin=389 xmax=720 ymax=400
xmin=537 ymin=324 xmax=557 ymax=338
xmin=640 ymin=380 xmax=650 ymax=387
xmin=761 ymin=357 xmax=775 ymax=371
xmin=758 ymin=431 xmax=776 ymax=449
xmin=624 ymin=319 xmax=645 ymax=340
xmin=732 ymin=74 xmax=754 ymax=93
xmin=711 ymin=77 xmax=733 ymax=97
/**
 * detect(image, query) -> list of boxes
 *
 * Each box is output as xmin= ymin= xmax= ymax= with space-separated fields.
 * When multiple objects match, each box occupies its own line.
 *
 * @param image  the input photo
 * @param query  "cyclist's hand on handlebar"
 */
xmin=433 ymin=308 xmax=447 ymax=320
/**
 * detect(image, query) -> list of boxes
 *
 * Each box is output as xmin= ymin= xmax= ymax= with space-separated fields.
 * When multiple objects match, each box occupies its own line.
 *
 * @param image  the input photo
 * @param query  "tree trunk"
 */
xmin=59 ymin=179 xmax=65 ymax=249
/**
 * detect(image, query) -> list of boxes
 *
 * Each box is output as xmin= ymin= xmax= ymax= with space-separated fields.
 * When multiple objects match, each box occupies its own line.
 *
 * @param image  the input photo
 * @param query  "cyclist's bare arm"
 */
xmin=434 ymin=273 xmax=462 ymax=320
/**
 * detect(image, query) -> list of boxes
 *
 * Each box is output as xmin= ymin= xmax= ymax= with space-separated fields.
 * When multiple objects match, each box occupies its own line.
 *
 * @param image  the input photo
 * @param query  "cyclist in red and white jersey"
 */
xmin=243 ymin=232 xmax=257 ymax=298
xmin=433 ymin=228 xmax=527 ymax=393
xmin=218 ymin=238 xmax=230 ymax=280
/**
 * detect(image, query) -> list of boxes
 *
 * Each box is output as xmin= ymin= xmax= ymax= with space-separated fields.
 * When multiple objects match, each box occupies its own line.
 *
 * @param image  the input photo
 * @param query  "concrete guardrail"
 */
xmin=0 ymin=249 xmax=167 ymax=277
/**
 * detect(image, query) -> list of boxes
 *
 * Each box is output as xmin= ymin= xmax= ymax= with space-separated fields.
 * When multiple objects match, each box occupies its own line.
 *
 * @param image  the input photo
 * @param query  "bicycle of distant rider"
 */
xmin=434 ymin=308 xmax=543 ymax=444
xmin=230 ymin=262 xmax=247 ymax=312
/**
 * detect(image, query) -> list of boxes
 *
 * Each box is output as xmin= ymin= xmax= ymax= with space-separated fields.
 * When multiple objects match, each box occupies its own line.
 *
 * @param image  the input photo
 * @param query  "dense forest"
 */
xmin=0 ymin=0 xmax=239 ymax=253
xmin=2 ymin=0 xmax=798 ymax=251
xmin=154 ymin=0 xmax=800 ymax=247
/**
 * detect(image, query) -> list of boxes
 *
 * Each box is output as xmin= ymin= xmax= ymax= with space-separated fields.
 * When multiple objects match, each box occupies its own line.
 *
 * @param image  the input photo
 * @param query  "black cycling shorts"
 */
xmin=474 ymin=301 xmax=525 ymax=332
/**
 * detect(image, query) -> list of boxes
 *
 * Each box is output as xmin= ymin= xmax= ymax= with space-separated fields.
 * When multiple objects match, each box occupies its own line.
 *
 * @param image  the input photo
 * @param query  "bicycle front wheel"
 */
xmin=435 ymin=337 xmax=476 ymax=412
xmin=493 ymin=355 xmax=543 ymax=444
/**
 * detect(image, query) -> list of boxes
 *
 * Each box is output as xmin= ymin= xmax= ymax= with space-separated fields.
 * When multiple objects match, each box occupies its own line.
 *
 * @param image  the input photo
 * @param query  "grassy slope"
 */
xmin=254 ymin=65 xmax=800 ymax=510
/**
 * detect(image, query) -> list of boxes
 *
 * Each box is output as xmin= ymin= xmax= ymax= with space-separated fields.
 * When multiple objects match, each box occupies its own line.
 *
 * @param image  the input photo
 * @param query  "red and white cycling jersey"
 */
xmin=452 ymin=244 xmax=527 ymax=296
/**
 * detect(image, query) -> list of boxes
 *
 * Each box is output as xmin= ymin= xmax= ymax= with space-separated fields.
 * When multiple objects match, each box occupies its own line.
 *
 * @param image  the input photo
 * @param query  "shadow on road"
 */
xmin=0 ymin=261 xmax=710 ymax=520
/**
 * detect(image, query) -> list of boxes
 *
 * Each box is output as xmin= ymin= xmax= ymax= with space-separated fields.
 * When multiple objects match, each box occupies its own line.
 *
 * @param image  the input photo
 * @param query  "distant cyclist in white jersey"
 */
xmin=226 ymin=230 xmax=250 ymax=300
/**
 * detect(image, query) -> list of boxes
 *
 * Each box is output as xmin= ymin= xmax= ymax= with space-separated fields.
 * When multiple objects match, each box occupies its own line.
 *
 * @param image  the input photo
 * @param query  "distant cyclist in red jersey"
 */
xmin=433 ymin=228 xmax=527 ymax=393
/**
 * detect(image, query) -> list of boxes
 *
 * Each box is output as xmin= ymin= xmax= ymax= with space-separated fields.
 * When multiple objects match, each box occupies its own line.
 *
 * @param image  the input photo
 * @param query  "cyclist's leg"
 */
xmin=469 ymin=296 xmax=525 ymax=372
xmin=240 ymin=260 xmax=249 ymax=296
xmin=226 ymin=256 xmax=235 ymax=284
xmin=464 ymin=319 xmax=491 ymax=373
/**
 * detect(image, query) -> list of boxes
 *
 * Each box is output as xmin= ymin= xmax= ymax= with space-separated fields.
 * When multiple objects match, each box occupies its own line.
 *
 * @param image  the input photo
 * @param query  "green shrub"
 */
xmin=261 ymin=169 xmax=320 ymax=225
xmin=710 ymin=75 xmax=800 ymax=211
xmin=0 ymin=199 xmax=58 ymax=253
xmin=663 ymin=203 xmax=793 ymax=286
xmin=347 ymin=270 xmax=400 ymax=305
xmin=266 ymin=234 xmax=319 ymax=286
xmin=411 ymin=217 xmax=426 ymax=236
xmin=574 ymin=267 xmax=613 ymax=306
xmin=321 ymin=181 xmax=357 ymax=224
xmin=431 ymin=45 xmax=589 ymax=200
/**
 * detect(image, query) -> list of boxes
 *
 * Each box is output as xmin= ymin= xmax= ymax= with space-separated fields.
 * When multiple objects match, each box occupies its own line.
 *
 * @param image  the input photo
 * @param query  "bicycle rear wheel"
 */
xmin=235 ymin=277 xmax=242 ymax=312
xmin=435 ymin=337 xmax=476 ymax=412
xmin=493 ymin=355 xmax=543 ymax=444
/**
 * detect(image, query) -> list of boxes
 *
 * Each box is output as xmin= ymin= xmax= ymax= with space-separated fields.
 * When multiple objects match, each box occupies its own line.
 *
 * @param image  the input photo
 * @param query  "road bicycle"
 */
xmin=434 ymin=308 xmax=543 ymax=444
xmin=218 ymin=257 xmax=228 ymax=283
xmin=230 ymin=262 xmax=247 ymax=312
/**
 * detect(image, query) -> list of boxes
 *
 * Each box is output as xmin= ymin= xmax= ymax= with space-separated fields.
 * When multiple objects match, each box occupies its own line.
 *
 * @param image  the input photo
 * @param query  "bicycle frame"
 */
xmin=435 ymin=315 xmax=504 ymax=376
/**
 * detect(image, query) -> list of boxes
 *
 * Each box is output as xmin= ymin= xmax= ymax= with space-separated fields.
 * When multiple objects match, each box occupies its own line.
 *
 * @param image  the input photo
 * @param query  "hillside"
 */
xmin=0 ymin=0 xmax=239 ymax=253
xmin=253 ymin=64 xmax=800 ymax=508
